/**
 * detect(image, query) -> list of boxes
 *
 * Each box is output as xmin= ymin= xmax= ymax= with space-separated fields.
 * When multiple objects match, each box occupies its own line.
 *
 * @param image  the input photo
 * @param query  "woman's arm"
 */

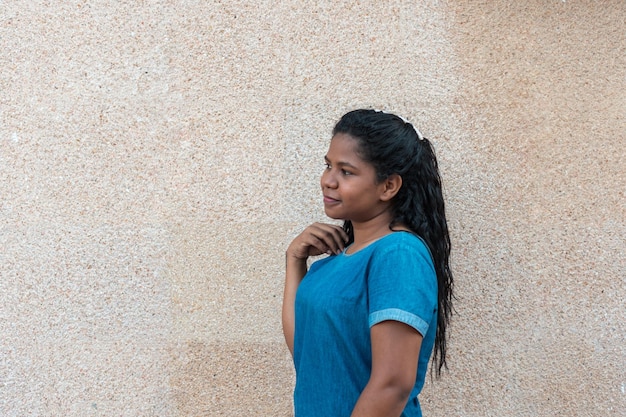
xmin=282 ymin=255 xmax=307 ymax=355
xmin=351 ymin=320 xmax=423 ymax=417
xmin=282 ymin=223 xmax=348 ymax=356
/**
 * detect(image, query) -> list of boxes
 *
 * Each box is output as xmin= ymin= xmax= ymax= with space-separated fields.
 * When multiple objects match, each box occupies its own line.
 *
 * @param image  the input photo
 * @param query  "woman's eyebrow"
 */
xmin=324 ymin=155 xmax=358 ymax=169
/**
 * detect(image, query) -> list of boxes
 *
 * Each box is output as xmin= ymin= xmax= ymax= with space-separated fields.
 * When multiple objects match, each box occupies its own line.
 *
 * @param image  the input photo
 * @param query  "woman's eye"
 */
xmin=324 ymin=163 xmax=331 ymax=169
xmin=341 ymin=169 xmax=352 ymax=176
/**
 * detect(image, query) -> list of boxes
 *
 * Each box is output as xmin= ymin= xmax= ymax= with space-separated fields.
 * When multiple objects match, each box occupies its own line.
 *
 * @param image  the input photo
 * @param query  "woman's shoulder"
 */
xmin=378 ymin=231 xmax=428 ymax=249
xmin=373 ymin=231 xmax=433 ymax=262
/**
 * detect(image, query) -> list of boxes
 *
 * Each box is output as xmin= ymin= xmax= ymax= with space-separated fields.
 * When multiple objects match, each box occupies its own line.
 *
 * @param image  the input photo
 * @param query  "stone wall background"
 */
xmin=1 ymin=1 xmax=624 ymax=416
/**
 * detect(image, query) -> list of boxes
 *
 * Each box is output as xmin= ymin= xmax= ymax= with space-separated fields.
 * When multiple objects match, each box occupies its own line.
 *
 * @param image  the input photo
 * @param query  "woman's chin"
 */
xmin=323 ymin=209 xmax=344 ymax=220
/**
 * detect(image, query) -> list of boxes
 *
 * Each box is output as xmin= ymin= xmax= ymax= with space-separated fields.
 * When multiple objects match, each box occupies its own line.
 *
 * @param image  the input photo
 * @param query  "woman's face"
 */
xmin=320 ymin=133 xmax=389 ymax=223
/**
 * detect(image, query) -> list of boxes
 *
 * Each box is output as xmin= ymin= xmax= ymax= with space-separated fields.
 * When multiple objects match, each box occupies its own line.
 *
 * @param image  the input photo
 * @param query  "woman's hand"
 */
xmin=286 ymin=222 xmax=349 ymax=260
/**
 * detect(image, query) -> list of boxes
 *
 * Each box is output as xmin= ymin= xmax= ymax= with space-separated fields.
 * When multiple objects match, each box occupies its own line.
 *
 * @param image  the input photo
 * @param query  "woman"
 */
xmin=282 ymin=109 xmax=454 ymax=416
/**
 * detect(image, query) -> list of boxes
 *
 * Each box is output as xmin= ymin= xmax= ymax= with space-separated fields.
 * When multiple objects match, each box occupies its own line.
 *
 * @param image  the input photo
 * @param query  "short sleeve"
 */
xmin=367 ymin=236 xmax=438 ymax=337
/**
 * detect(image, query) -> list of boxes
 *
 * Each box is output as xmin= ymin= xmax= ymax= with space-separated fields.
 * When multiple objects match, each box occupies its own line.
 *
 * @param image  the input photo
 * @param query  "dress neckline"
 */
xmin=342 ymin=230 xmax=413 ymax=256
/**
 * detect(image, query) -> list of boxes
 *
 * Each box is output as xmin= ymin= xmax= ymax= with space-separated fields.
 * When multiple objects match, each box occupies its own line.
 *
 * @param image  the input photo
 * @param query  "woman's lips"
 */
xmin=323 ymin=195 xmax=340 ymax=204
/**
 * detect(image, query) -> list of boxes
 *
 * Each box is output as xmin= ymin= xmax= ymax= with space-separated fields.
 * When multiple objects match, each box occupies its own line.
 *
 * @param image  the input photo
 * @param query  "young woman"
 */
xmin=282 ymin=109 xmax=454 ymax=417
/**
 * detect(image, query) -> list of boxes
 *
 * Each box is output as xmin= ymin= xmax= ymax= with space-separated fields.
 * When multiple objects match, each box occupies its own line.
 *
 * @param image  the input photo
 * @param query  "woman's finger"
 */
xmin=308 ymin=223 xmax=348 ymax=254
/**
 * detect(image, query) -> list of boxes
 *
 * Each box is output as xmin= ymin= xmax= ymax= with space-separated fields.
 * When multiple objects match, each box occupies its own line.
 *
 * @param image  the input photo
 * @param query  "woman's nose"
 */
xmin=321 ymin=169 xmax=337 ymax=189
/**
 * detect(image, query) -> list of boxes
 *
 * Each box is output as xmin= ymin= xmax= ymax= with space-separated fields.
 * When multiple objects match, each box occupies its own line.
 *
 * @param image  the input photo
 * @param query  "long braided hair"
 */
xmin=333 ymin=109 xmax=454 ymax=376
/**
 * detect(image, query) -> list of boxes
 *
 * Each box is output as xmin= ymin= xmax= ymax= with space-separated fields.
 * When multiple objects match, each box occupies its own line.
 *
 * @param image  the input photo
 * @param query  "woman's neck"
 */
xmin=348 ymin=212 xmax=396 ymax=253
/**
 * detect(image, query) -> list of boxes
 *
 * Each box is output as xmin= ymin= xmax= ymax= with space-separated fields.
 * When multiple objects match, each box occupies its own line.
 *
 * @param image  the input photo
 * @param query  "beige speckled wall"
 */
xmin=1 ymin=1 xmax=624 ymax=416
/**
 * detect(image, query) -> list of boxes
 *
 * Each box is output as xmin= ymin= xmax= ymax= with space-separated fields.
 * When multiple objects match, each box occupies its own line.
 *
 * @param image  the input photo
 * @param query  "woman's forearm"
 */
xmin=282 ymin=255 xmax=308 ymax=356
xmin=350 ymin=382 xmax=410 ymax=417
xmin=282 ymin=222 xmax=348 ymax=356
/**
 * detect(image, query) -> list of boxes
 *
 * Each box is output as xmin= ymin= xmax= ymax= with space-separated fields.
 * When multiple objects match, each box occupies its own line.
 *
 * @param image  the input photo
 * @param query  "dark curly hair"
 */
xmin=333 ymin=109 xmax=454 ymax=376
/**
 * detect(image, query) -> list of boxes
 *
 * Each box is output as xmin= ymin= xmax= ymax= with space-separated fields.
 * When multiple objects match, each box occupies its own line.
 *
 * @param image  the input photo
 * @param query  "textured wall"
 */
xmin=1 ymin=1 xmax=624 ymax=416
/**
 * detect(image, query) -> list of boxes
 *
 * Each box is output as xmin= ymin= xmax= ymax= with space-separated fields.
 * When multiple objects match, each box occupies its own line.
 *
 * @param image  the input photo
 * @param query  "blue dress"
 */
xmin=293 ymin=232 xmax=438 ymax=417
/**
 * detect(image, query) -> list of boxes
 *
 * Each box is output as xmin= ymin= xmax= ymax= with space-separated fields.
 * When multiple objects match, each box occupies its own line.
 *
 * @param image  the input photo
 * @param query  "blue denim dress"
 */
xmin=293 ymin=232 xmax=438 ymax=417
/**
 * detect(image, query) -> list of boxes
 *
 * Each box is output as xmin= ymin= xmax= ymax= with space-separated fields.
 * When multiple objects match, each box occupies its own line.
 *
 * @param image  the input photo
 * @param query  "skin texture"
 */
xmin=282 ymin=133 xmax=424 ymax=416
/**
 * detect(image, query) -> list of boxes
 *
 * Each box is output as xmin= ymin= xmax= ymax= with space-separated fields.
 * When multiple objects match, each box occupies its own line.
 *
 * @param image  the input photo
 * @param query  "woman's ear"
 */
xmin=380 ymin=174 xmax=402 ymax=202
